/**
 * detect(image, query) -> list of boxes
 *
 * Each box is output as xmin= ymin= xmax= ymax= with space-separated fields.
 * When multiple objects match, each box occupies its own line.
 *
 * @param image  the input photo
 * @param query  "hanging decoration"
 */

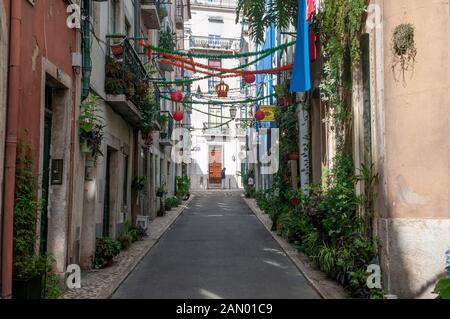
xmin=143 ymin=41 xmax=296 ymax=59
xmin=154 ymin=51 xmax=273 ymax=85
xmin=160 ymin=93 xmax=275 ymax=105
xmin=215 ymin=81 xmax=230 ymax=98
xmin=171 ymin=91 xmax=184 ymax=102
xmin=173 ymin=111 xmax=184 ymax=122
xmin=255 ymin=110 xmax=266 ymax=121
xmin=159 ymin=57 xmax=293 ymax=77
xmin=243 ymin=74 xmax=256 ymax=84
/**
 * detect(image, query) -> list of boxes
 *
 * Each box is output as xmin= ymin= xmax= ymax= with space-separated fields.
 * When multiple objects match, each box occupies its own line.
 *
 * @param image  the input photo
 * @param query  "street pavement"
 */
xmin=112 ymin=191 xmax=321 ymax=299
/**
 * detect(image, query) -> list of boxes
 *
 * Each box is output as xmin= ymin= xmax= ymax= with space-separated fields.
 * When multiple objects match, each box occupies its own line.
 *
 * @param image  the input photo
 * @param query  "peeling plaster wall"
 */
xmin=376 ymin=0 xmax=450 ymax=298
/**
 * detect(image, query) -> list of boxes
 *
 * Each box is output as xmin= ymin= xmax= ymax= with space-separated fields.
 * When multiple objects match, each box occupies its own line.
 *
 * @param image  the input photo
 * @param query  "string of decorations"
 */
xmin=142 ymin=40 xmax=296 ymax=59
xmin=163 ymin=93 xmax=275 ymax=105
xmin=155 ymin=51 xmax=273 ymax=85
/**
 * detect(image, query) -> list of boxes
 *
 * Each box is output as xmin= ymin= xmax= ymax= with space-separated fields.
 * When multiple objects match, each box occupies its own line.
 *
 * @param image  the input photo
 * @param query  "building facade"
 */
xmin=186 ymin=0 xmax=246 ymax=190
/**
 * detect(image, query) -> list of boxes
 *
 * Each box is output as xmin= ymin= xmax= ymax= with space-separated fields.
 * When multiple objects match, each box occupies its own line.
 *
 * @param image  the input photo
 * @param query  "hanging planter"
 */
xmin=391 ymin=23 xmax=417 ymax=83
xmin=255 ymin=110 xmax=266 ymax=121
xmin=80 ymin=140 xmax=93 ymax=154
xmin=171 ymin=91 xmax=184 ymax=103
xmin=173 ymin=111 xmax=184 ymax=122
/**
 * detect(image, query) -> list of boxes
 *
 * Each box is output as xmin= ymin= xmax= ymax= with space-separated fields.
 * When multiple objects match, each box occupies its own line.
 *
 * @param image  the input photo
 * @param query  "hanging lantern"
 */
xmin=229 ymin=105 xmax=237 ymax=119
xmin=173 ymin=111 xmax=184 ymax=122
xmin=243 ymin=73 xmax=256 ymax=84
xmin=255 ymin=110 xmax=266 ymax=121
xmin=171 ymin=91 xmax=184 ymax=102
xmin=215 ymin=81 xmax=229 ymax=98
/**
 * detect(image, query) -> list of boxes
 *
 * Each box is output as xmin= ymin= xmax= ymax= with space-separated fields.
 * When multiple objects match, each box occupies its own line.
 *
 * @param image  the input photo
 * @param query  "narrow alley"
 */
xmin=113 ymin=192 xmax=320 ymax=299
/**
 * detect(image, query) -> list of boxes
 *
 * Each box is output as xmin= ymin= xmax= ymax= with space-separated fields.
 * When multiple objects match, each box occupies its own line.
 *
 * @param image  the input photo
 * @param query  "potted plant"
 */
xmin=12 ymin=142 xmax=60 ymax=299
xmin=159 ymin=114 xmax=169 ymax=138
xmin=156 ymin=185 xmax=166 ymax=198
xmin=175 ymin=176 xmax=191 ymax=200
xmin=110 ymin=34 xmax=125 ymax=58
xmin=275 ymin=82 xmax=293 ymax=106
xmin=79 ymin=94 xmax=105 ymax=160
xmin=92 ymin=238 xmax=121 ymax=269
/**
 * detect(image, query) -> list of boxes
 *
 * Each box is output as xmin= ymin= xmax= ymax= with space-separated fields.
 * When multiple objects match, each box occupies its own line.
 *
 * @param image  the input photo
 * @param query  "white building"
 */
xmin=185 ymin=0 xmax=248 ymax=190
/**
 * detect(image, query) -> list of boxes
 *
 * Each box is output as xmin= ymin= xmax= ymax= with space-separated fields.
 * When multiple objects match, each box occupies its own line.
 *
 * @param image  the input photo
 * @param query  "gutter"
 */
xmin=2 ymin=0 xmax=22 ymax=299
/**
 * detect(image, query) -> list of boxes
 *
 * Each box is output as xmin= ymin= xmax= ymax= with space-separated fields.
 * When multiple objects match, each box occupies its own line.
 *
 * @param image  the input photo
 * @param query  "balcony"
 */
xmin=141 ymin=0 xmax=161 ymax=29
xmin=105 ymin=35 xmax=149 ymax=126
xmin=191 ymin=0 xmax=237 ymax=9
xmin=203 ymin=122 xmax=230 ymax=136
xmin=159 ymin=111 xmax=174 ymax=146
xmin=189 ymin=36 xmax=240 ymax=52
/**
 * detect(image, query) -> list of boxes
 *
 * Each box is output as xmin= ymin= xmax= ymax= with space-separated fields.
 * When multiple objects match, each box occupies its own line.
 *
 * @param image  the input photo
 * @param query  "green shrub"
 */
xmin=117 ymin=234 xmax=133 ymax=250
xmin=93 ymin=238 xmax=121 ymax=269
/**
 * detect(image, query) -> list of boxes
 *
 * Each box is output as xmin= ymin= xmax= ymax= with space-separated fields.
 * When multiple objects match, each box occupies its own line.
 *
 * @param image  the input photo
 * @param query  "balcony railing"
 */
xmin=105 ymin=35 xmax=150 ymax=125
xmin=189 ymin=36 xmax=240 ymax=52
xmin=203 ymin=122 xmax=230 ymax=135
xmin=191 ymin=0 xmax=237 ymax=9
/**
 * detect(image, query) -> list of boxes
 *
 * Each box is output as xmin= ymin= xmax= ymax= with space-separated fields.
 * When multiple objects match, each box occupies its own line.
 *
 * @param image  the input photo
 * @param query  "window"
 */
xmin=208 ymin=59 xmax=221 ymax=93
xmin=208 ymin=34 xmax=221 ymax=48
xmin=208 ymin=105 xmax=222 ymax=127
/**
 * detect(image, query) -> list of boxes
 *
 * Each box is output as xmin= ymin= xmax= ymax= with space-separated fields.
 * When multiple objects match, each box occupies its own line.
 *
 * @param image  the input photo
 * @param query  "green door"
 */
xmin=40 ymin=87 xmax=53 ymax=254
xmin=103 ymin=148 xmax=112 ymax=238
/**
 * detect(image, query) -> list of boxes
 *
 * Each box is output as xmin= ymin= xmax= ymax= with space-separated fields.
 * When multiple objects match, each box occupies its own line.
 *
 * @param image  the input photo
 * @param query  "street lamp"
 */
xmin=229 ymin=105 xmax=237 ymax=119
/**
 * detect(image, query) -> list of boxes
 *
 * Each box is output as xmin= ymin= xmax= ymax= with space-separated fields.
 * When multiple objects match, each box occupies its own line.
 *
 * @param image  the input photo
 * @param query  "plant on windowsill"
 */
xmin=79 ymin=94 xmax=105 ymax=160
xmin=13 ymin=142 xmax=62 ymax=299
xmin=158 ymin=113 xmax=169 ymax=138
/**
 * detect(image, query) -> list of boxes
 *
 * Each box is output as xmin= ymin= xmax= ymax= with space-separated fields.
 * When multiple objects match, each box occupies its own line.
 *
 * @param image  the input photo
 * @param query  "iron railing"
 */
xmin=191 ymin=0 xmax=237 ymax=9
xmin=203 ymin=122 xmax=230 ymax=135
xmin=189 ymin=35 xmax=240 ymax=51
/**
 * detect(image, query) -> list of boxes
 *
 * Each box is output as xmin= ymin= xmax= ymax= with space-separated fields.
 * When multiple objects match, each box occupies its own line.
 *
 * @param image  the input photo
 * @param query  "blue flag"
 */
xmin=290 ymin=0 xmax=311 ymax=93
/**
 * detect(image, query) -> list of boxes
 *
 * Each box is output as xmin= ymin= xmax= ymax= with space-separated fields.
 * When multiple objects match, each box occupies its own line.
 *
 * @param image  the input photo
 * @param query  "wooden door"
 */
xmin=208 ymin=146 xmax=222 ymax=184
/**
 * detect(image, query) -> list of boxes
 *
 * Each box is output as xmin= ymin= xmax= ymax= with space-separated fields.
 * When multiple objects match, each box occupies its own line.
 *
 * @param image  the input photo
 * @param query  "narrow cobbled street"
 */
xmin=113 ymin=192 xmax=320 ymax=299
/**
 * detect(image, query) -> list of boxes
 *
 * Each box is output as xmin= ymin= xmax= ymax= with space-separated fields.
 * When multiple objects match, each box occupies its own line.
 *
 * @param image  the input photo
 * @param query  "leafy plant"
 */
xmin=79 ymin=94 xmax=105 ymax=159
xmin=433 ymin=269 xmax=450 ymax=299
xmin=117 ymin=234 xmax=133 ymax=250
xmin=175 ymin=176 xmax=190 ymax=198
xmin=132 ymin=176 xmax=146 ymax=191
xmin=391 ymin=23 xmax=417 ymax=83
xmin=92 ymin=238 xmax=121 ymax=269
xmin=159 ymin=28 xmax=176 ymax=51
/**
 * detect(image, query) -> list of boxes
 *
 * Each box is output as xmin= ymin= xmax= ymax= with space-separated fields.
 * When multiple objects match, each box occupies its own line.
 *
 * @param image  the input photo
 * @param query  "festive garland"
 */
xmin=144 ymin=41 xmax=296 ymax=59
xmin=160 ymin=53 xmax=293 ymax=76
xmin=161 ymin=93 xmax=275 ymax=105
xmin=155 ymin=51 xmax=273 ymax=85
xmin=160 ymin=59 xmax=292 ymax=78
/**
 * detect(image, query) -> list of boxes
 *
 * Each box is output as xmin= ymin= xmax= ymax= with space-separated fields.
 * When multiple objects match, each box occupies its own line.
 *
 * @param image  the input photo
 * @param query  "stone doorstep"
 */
xmin=60 ymin=195 xmax=196 ymax=299
xmin=243 ymin=198 xmax=350 ymax=300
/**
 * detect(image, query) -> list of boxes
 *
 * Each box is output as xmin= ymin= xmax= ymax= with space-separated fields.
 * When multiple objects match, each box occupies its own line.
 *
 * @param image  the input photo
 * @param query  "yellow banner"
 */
xmin=260 ymin=106 xmax=275 ymax=122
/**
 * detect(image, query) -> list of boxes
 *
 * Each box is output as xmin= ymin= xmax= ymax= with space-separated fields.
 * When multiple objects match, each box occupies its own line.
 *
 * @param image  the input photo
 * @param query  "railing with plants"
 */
xmin=105 ymin=35 xmax=148 ymax=106
xmin=158 ymin=110 xmax=173 ymax=140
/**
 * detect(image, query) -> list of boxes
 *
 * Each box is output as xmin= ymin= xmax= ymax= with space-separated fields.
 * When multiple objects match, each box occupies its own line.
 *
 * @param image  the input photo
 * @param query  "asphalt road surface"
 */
xmin=112 ymin=192 xmax=321 ymax=299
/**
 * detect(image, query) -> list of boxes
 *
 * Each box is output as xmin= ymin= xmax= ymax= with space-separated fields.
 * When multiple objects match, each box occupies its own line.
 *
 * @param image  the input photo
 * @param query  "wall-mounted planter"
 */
xmin=287 ymin=152 xmax=300 ymax=161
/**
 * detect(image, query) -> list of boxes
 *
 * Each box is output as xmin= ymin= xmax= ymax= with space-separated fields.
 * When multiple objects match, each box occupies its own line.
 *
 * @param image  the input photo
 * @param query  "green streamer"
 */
xmin=161 ymin=94 xmax=275 ymax=105
xmin=148 ymin=41 xmax=296 ymax=59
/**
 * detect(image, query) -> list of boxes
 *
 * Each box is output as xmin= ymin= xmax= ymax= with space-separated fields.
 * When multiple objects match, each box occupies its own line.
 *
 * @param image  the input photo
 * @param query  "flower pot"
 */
xmin=287 ymin=152 xmax=300 ymax=161
xmin=12 ymin=275 xmax=43 ymax=299
xmin=81 ymin=141 xmax=93 ymax=154
xmin=290 ymin=197 xmax=300 ymax=208
xmin=111 ymin=44 xmax=123 ymax=58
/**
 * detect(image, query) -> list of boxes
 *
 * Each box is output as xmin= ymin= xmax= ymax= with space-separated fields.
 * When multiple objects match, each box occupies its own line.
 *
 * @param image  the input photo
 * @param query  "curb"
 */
xmin=242 ymin=197 xmax=350 ymax=299
xmin=103 ymin=195 xmax=196 ymax=299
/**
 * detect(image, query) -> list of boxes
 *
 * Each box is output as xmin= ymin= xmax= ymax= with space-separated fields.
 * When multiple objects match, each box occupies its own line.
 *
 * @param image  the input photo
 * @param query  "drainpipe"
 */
xmin=2 ymin=0 xmax=22 ymax=299
xmin=81 ymin=0 xmax=91 ymax=101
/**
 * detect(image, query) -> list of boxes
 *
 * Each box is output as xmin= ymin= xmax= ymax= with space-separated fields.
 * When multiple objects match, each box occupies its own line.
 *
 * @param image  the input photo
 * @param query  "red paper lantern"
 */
xmin=255 ymin=110 xmax=266 ymax=121
xmin=173 ymin=111 xmax=184 ymax=122
xmin=171 ymin=91 xmax=184 ymax=102
xmin=243 ymin=73 xmax=256 ymax=84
